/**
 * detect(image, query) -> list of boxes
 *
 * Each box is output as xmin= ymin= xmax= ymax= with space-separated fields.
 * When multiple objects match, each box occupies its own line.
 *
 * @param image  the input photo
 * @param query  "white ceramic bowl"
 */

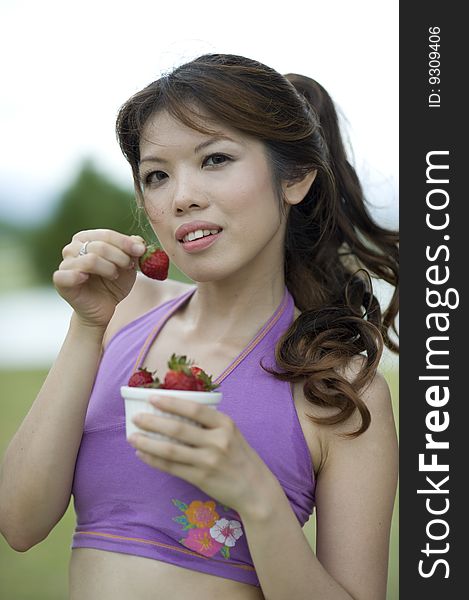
xmin=120 ymin=386 xmax=222 ymax=444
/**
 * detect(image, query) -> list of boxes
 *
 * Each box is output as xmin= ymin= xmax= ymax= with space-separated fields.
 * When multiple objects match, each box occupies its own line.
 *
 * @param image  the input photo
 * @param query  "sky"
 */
xmin=0 ymin=0 xmax=398 ymax=228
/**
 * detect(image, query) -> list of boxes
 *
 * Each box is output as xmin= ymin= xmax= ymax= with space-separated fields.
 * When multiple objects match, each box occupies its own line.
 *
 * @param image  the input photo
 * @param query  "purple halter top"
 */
xmin=71 ymin=286 xmax=316 ymax=587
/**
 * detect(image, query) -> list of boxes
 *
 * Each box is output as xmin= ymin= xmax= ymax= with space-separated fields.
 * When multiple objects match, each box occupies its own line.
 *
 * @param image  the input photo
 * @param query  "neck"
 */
xmin=176 ymin=221 xmax=290 ymax=342
xmin=182 ymin=268 xmax=287 ymax=343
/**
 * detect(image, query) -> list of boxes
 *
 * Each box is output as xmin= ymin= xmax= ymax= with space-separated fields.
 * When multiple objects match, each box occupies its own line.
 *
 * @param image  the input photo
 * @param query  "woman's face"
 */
xmin=138 ymin=109 xmax=288 ymax=283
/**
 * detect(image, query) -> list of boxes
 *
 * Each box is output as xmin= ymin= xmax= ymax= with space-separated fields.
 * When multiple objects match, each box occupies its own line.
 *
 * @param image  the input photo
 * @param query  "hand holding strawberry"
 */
xmin=53 ymin=230 xmax=148 ymax=329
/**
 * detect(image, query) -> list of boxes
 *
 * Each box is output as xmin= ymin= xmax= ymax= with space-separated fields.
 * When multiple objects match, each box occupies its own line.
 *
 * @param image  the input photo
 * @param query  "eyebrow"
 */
xmin=139 ymin=135 xmax=239 ymax=165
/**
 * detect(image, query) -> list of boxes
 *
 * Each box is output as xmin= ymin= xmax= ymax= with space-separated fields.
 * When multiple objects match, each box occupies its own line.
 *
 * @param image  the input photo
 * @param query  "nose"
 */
xmin=172 ymin=172 xmax=208 ymax=214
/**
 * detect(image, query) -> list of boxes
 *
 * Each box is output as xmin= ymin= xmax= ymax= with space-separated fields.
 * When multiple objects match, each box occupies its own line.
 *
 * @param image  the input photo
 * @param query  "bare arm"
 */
xmin=240 ymin=370 xmax=398 ymax=600
xmin=0 ymin=318 xmax=106 ymax=550
xmin=0 ymin=230 xmax=147 ymax=551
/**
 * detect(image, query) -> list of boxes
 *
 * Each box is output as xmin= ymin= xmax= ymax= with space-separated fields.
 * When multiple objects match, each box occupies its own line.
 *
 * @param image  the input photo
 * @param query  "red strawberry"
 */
xmin=193 ymin=366 xmax=218 ymax=392
xmin=161 ymin=355 xmax=219 ymax=391
xmin=163 ymin=371 xmax=199 ymax=391
xmin=162 ymin=355 xmax=198 ymax=391
xmin=139 ymin=243 xmax=169 ymax=280
xmin=191 ymin=366 xmax=208 ymax=391
xmin=128 ymin=367 xmax=160 ymax=388
xmin=194 ymin=378 xmax=206 ymax=392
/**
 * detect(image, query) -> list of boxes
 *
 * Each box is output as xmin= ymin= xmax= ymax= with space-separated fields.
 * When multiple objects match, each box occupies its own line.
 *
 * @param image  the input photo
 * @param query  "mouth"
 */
xmin=174 ymin=221 xmax=224 ymax=253
xmin=179 ymin=228 xmax=222 ymax=244
xmin=179 ymin=229 xmax=223 ymax=253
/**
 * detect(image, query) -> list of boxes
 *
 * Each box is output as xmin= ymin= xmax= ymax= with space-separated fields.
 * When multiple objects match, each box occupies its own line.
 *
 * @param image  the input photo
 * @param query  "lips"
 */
xmin=175 ymin=221 xmax=223 ymax=242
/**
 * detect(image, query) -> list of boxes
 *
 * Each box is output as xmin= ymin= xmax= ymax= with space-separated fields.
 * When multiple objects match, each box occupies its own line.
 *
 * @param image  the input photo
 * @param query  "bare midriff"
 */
xmin=69 ymin=548 xmax=265 ymax=600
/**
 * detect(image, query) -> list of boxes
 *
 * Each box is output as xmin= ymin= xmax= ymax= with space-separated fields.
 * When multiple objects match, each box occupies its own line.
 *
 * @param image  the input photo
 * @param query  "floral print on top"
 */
xmin=172 ymin=498 xmax=244 ymax=559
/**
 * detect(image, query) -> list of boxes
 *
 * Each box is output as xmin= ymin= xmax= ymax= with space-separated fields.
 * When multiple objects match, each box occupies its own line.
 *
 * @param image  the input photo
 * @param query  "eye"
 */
xmin=142 ymin=170 xmax=168 ymax=185
xmin=203 ymin=153 xmax=231 ymax=167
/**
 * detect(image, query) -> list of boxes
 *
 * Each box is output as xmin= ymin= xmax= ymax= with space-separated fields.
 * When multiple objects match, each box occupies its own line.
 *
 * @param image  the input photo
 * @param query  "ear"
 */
xmin=282 ymin=169 xmax=317 ymax=206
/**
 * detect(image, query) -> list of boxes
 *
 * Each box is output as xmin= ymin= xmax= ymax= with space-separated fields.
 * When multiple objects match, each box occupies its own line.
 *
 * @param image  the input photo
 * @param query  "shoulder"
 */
xmin=294 ymin=355 xmax=396 ymax=475
xmin=102 ymin=274 xmax=195 ymax=350
xmin=336 ymin=356 xmax=395 ymax=432
xmin=318 ymin=356 xmax=398 ymax=481
xmin=318 ymin=355 xmax=396 ymax=445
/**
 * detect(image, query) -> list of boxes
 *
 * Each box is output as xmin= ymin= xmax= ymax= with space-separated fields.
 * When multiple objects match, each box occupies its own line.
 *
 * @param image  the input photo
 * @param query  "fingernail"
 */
xmin=150 ymin=397 xmax=162 ymax=406
xmin=132 ymin=243 xmax=146 ymax=255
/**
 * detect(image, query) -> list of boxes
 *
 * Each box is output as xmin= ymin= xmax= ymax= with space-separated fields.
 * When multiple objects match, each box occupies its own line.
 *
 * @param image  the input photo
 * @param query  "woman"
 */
xmin=0 ymin=54 xmax=398 ymax=599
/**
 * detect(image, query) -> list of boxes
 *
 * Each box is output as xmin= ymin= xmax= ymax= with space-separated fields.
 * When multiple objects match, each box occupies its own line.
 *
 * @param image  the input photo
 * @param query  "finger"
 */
xmin=59 ymin=253 xmax=123 ymax=280
xmin=69 ymin=239 xmax=139 ymax=270
xmin=67 ymin=229 xmax=146 ymax=258
xmin=129 ymin=433 xmax=203 ymax=466
xmin=132 ymin=413 xmax=204 ymax=447
xmin=134 ymin=449 xmax=198 ymax=481
xmin=52 ymin=269 xmax=89 ymax=288
xmin=149 ymin=396 xmax=222 ymax=429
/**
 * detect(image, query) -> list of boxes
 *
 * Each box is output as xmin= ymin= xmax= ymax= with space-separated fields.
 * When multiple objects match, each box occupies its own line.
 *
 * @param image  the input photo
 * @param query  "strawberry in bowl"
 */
xmin=121 ymin=355 xmax=221 ymax=444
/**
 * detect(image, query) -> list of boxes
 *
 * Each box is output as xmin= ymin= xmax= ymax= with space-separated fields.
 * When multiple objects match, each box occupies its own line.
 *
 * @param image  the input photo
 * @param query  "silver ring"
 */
xmin=78 ymin=240 xmax=90 ymax=256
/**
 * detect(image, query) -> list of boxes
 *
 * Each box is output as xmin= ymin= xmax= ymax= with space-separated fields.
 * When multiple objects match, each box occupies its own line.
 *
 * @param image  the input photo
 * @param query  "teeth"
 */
xmin=182 ymin=229 xmax=220 ymax=243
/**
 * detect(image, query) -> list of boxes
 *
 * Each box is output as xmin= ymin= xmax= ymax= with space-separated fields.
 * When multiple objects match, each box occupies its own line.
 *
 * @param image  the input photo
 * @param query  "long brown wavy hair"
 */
xmin=116 ymin=54 xmax=399 ymax=436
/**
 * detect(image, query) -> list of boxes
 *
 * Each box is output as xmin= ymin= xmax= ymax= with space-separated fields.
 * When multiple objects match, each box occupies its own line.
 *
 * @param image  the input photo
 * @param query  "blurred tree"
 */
xmin=27 ymin=159 xmax=191 ymax=285
xmin=0 ymin=220 xmax=39 ymax=290
xmin=27 ymin=159 xmax=149 ymax=284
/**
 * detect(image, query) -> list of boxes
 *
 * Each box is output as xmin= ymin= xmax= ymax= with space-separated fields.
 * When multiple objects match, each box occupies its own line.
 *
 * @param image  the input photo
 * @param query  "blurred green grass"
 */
xmin=0 ymin=368 xmax=399 ymax=599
